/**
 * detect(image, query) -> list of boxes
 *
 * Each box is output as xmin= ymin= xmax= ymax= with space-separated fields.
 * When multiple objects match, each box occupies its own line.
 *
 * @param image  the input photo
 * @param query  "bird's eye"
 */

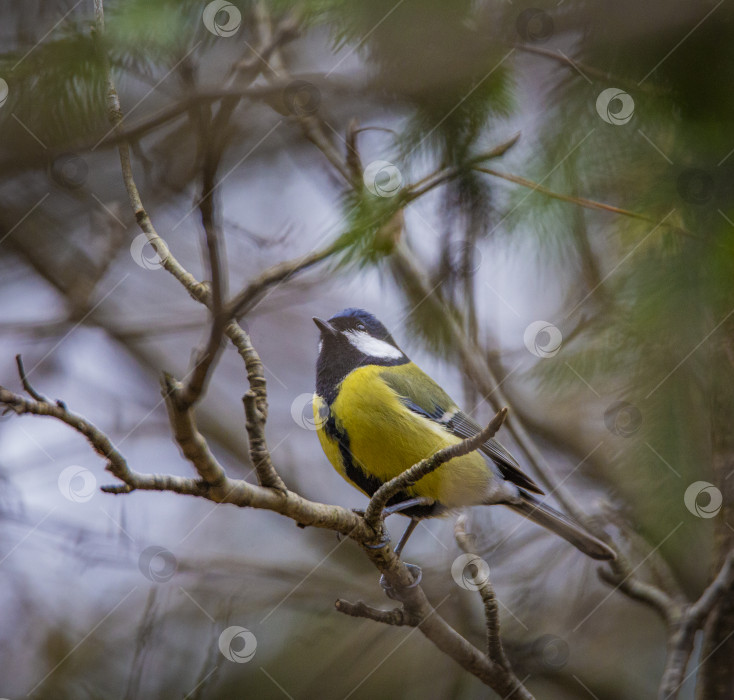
xmin=355 ymin=322 xmax=366 ymax=331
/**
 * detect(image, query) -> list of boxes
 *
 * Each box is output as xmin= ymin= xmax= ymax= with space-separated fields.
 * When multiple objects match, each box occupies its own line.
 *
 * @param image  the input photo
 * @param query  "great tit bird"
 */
xmin=312 ymin=308 xmax=615 ymax=561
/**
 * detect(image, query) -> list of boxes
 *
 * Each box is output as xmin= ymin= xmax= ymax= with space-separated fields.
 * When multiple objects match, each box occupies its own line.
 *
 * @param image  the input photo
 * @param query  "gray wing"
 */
xmin=442 ymin=409 xmax=544 ymax=495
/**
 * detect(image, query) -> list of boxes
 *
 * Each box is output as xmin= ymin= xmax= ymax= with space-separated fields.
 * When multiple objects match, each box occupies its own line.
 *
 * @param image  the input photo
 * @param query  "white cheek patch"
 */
xmin=346 ymin=330 xmax=405 ymax=360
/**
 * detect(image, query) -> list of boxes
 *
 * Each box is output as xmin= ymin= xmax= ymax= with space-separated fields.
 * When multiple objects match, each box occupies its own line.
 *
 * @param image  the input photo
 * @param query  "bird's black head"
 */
xmin=313 ymin=308 xmax=408 ymax=402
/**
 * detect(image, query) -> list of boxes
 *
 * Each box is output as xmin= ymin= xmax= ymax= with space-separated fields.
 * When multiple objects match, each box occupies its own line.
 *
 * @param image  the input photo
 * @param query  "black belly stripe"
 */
xmin=324 ymin=414 xmax=382 ymax=496
xmin=323 ymin=413 xmax=445 ymax=519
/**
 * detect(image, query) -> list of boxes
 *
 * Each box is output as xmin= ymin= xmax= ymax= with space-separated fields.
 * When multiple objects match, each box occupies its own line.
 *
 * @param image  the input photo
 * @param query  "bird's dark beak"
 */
xmin=313 ymin=317 xmax=337 ymax=336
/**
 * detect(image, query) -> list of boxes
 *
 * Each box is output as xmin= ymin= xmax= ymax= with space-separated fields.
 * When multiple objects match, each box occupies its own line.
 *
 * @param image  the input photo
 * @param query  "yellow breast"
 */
xmin=313 ymin=364 xmax=492 ymax=508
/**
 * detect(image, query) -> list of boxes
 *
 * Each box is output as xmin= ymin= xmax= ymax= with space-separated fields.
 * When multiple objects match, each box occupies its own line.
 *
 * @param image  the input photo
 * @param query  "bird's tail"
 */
xmin=506 ymin=491 xmax=616 ymax=561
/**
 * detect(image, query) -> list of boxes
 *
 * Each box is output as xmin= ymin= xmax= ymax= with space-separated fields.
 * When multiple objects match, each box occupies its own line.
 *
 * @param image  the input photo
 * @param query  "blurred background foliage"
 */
xmin=1 ymin=0 xmax=732 ymax=698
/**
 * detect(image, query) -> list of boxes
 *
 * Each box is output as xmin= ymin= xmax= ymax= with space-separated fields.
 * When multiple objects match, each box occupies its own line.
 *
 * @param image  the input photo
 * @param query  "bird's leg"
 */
xmin=363 ymin=498 xmax=432 ymax=555
xmin=383 ymin=497 xmax=434 ymax=517
xmin=379 ymin=518 xmax=423 ymax=597
xmin=393 ymin=518 xmax=419 ymax=556
xmin=355 ymin=496 xmax=434 ymax=520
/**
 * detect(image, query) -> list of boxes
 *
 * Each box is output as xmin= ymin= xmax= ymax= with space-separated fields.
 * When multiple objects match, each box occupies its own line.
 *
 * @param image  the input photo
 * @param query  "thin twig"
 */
xmin=689 ymin=551 xmax=734 ymax=622
xmin=364 ymin=408 xmax=508 ymax=529
xmin=15 ymin=354 xmax=49 ymax=403
xmin=259 ymin=36 xmax=354 ymax=184
xmin=598 ymin=567 xmax=676 ymax=625
xmin=476 ymin=166 xmax=650 ymax=221
xmin=345 ymin=118 xmax=363 ymax=184
xmin=405 ymin=134 xmax=521 ymax=201
xmin=455 ymin=515 xmax=511 ymax=669
xmin=177 ymin=117 xmax=229 ymax=409
xmin=657 ymin=551 xmax=734 ymax=700
xmin=72 ymin=79 xmax=348 ymax=154
xmin=334 ymin=599 xmax=419 ymax=626
xmin=354 ymin=526 xmax=534 ymax=699
xmin=0 ymin=385 xmax=136 ymax=488
xmin=94 ymin=0 xmax=207 ymax=305
xmin=227 ymin=241 xmax=340 ymax=320
xmin=473 ymin=166 xmax=697 ymax=239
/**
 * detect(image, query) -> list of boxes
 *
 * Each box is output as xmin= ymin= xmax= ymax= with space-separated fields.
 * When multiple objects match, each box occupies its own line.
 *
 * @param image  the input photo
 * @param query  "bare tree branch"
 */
xmin=354 ymin=536 xmax=534 ymax=699
xmin=657 ymin=551 xmax=734 ymax=700
xmin=242 ymin=390 xmax=285 ymax=491
xmin=455 ymin=514 xmax=511 ymax=669
xmin=177 ymin=108 xmax=228 ymax=410
xmin=94 ymin=1 xmax=208 ymax=306
xmin=598 ymin=567 xmax=677 ymax=625
xmin=334 ymin=599 xmax=419 ymax=626
xmin=93 ymin=0 xmax=287 ymax=490
xmin=160 ymin=373 xmax=226 ymax=487
xmin=15 ymin=354 xmax=50 ymax=403
xmin=0 ymin=371 xmax=532 ymax=698
xmin=0 ymin=384 xmax=137 ymax=490
xmin=690 ymin=552 xmax=734 ymax=622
